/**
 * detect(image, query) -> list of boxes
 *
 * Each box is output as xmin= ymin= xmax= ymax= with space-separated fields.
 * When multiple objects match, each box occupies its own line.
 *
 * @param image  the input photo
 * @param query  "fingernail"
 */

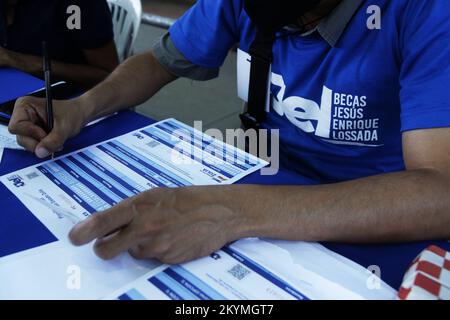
xmin=35 ymin=147 xmax=50 ymax=159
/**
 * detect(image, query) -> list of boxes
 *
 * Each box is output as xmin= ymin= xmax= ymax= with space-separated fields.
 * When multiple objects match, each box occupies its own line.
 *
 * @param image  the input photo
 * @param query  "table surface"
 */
xmin=1 ymin=73 xmax=449 ymax=293
xmin=0 ymin=68 xmax=44 ymax=104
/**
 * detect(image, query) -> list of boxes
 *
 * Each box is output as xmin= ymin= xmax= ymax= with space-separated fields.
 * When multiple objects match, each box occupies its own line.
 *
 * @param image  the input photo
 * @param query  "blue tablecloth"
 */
xmin=0 ymin=68 xmax=44 ymax=104
xmin=1 ymin=111 xmax=449 ymax=292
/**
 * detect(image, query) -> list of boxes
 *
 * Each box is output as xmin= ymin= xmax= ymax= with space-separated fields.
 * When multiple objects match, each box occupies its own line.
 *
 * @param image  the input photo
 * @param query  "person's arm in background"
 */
xmin=8 ymin=49 xmax=176 ymax=158
xmin=0 ymin=41 xmax=118 ymax=88
xmin=81 ymin=50 xmax=178 ymax=123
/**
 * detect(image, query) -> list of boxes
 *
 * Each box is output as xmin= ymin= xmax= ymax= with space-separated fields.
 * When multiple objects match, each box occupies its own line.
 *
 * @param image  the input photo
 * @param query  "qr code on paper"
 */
xmin=146 ymin=141 xmax=160 ymax=148
xmin=228 ymin=264 xmax=251 ymax=280
xmin=25 ymin=172 xmax=40 ymax=180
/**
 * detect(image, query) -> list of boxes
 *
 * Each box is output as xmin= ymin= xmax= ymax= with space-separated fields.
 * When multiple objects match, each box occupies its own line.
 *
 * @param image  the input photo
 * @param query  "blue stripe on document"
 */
xmin=37 ymin=165 xmax=96 ymax=214
xmin=148 ymin=276 xmax=183 ymax=300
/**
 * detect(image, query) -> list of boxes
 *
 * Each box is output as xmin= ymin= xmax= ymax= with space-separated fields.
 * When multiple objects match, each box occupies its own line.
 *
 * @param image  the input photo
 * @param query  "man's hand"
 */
xmin=69 ymin=186 xmax=254 ymax=264
xmin=8 ymin=96 xmax=89 ymax=158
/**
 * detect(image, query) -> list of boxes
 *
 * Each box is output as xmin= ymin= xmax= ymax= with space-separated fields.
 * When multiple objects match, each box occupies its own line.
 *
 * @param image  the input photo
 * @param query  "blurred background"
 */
xmin=135 ymin=0 xmax=241 ymax=131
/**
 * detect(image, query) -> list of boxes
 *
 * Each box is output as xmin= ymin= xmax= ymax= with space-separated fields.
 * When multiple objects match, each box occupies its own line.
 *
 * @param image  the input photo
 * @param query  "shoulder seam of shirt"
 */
xmin=152 ymin=33 xmax=220 ymax=81
xmin=318 ymin=0 xmax=365 ymax=47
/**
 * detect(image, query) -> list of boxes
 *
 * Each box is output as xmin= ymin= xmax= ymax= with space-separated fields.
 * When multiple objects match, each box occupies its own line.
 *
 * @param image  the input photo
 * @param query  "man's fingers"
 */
xmin=9 ymin=98 xmax=47 ymax=133
xmin=9 ymin=97 xmax=52 ymax=157
xmin=93 ymin=226 xmax=139 ymax=260
xmin=16 ymin=136 xmax=40 ymax=153
xmin=69 ymin=199 xmax=136 ymax=246
xmin=35 ymin=129 xmax=67 ymax=158
xmin=9 ymin=121 xmax=47 ymax=142
xmin=128 ymin=236 xmax=171 ymax=260
xmin=9 ymin=97 xmax=74 ymax=158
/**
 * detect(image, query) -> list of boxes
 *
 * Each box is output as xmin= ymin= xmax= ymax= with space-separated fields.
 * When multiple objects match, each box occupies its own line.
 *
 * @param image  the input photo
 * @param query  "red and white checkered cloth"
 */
xmin=398 ymin=246 xmax=450 ymax=300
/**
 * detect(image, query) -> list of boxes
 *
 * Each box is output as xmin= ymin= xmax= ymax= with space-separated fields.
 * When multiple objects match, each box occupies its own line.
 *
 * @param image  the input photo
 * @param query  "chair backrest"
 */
xmin=107 ymin=0 xmax=142 ymax=61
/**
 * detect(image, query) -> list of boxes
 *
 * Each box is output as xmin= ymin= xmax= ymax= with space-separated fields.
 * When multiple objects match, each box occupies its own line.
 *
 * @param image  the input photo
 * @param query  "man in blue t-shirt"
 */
xmin=0 ymin=0 xmax=118 ymax=88
xmin=9 ymin=0 xmax=450 ymax=263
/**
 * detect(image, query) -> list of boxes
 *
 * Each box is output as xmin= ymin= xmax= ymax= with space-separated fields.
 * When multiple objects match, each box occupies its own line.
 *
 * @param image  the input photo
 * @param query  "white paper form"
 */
xmin=1 ymin=118 xmax=268 ymax=240
xmin=0 ymin=124 xmax=23 ymax=164
xmin=105 ymin=238 xmax=397 ymax=300
xmin=0 ymin=124 xmax=22 ymax=151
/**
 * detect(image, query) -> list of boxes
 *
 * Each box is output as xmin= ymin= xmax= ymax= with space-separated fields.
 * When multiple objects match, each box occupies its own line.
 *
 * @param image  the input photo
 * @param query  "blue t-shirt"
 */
xmin=169 ymin=0 xmax=450 ymax=183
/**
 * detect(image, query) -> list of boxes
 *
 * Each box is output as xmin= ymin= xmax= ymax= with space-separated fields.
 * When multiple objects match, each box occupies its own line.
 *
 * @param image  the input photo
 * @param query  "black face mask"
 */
xmin=244 ymin=0 xmax=322 ymax=35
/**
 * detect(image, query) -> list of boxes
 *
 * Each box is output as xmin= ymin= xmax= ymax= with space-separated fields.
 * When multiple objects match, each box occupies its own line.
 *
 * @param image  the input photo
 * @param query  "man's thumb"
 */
xmin=35 ymin=131 xmax=65 ymax=159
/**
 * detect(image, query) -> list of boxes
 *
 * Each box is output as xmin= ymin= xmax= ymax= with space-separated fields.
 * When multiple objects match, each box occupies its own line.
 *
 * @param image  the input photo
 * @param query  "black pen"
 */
xmin=42 ymin=41 xmax=54 ymax=159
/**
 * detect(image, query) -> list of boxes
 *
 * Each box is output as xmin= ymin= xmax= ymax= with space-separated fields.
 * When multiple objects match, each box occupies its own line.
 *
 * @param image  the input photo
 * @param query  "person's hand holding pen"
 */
xmin=8 ymin=96 xmax=88 ymax=158
xmin=8 ymin=41 xmax=90 ymax=159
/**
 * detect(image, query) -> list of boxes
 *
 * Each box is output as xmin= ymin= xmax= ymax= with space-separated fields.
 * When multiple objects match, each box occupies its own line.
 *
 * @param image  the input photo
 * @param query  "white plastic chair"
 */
xmin=107 ymin=0 xmax=142 ymax=61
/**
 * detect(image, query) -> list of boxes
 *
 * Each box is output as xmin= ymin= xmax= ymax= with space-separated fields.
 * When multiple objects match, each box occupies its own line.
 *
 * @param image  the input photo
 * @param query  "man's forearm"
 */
xmin=237 ymin=169 xmax=450 ymax=243
xmin=6 ymin=50 xmax=111 ymax=88
xmin=80 ymin=51 xmax=176 ymax=124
